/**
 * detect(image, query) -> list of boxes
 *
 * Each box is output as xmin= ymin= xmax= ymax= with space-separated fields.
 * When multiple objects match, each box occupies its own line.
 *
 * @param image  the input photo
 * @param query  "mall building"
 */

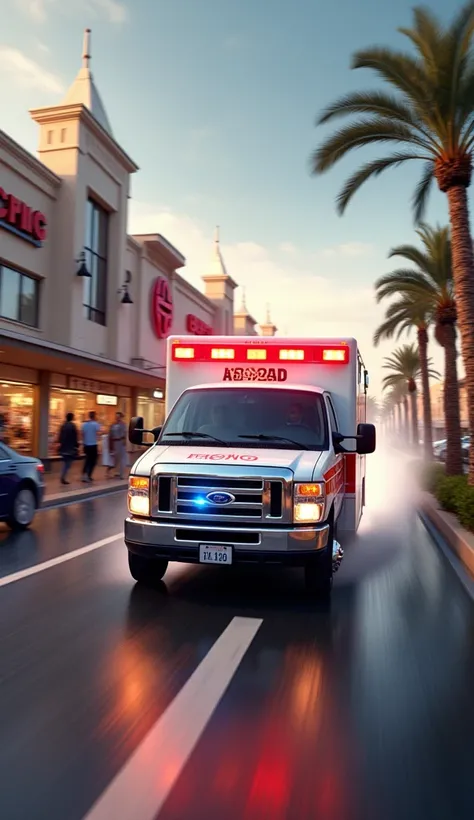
xmin=0 ymin=30 xmax=276 ymax=464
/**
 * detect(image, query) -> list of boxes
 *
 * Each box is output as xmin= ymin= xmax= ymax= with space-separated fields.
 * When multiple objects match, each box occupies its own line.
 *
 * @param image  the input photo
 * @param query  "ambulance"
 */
xmin=125 ymin=336 xmax=376 ymax=597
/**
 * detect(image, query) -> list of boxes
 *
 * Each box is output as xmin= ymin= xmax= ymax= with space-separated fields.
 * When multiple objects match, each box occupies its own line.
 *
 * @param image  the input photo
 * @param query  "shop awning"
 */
xmin=0 ymin=327 xmax=165 ymax=390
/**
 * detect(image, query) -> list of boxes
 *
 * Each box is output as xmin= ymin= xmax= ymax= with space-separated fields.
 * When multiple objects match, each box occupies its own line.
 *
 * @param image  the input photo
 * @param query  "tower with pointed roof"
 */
xmin=202 ymin=227 xmax=238 ymax=334
xmin=259 ymin=305 xmax=277 ymax=336
xmin=233 ymin=287 xmax=258 ymax=336
xmin=60 ymin=29 xmax=113 ymax=135
xmin=29 ymin=29 xmax=138 ymax=359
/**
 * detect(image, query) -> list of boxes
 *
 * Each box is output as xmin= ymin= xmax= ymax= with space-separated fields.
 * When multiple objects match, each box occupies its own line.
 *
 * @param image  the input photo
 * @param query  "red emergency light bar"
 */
xmin=171 ymin=342 xmax=349 ymax=364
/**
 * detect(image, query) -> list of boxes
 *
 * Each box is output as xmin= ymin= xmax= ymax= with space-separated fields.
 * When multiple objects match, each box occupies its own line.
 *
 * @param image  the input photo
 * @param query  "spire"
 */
xmin=260 ymin=303 xmax=277 ymax=336
xmin=82 ymin=28 xmax=91 ymax=68
xmin=206 ymin=224 xmax=229 ymax=278
xmin=240 ymin=287 xmax=248 ymax=313
xmin=61 ymin=28 xmax=113 ymax=136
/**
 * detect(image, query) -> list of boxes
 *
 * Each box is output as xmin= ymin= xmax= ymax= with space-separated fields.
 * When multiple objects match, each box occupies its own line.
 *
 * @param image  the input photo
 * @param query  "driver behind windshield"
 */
xmin=286 ymin=402 xmax=305 ymax=426
xmin=198 ymin=404 xmax=227 ymax=436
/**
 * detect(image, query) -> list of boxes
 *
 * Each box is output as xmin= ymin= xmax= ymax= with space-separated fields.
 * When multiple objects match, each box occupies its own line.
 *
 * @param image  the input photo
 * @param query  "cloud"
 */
xmin=18 ymin=0 xmax=45 ymax=21
xmin=128 ymin=203 xmax=372 ymax=327
xmin=91 ymin=0 xmax=127 ymax=23
xmin=321 ymin=241 xmax=373 ymax=258
xmin=279 ymin=242 xmax=298 ymax=255
xmin=127 ymin=203 xmax=452 ymax=398
xmin=0 ymin=46 xmax=64 ymax=94
xmin=16 ymin=0 xmax=127 ymax=24
xmin=36 ymin=40 xmax=50 ymax=54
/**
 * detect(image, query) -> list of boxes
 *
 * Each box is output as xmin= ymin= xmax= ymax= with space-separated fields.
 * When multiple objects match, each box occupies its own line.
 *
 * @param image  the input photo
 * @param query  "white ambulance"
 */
xmin=125 ymin=336 xmax=376 ymax=597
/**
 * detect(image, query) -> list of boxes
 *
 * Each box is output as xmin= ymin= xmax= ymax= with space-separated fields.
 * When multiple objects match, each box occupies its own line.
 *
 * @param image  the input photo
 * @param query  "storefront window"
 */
xmin=48 ymin=388 xmax=131 ymax=455
xmin=136 ymin=395 xmax=165 ymax=431
xmin=0 ymin=382 xmax=35 ymax=453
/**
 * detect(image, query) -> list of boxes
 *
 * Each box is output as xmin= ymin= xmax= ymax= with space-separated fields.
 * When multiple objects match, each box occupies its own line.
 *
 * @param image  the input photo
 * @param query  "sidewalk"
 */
xmin=43 ymin=460 xmax=129 ymax=507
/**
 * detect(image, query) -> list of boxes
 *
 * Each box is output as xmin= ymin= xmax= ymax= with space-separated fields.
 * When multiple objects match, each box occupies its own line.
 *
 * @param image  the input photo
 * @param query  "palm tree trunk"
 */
xmin=409 ymin=389 xmax=418 ymax=447
xmin=403 ymin=396 xmax=409 ymax=441
xmin=446 ymin=185 xmax=474 ymax=486
xmin=417 ymin=327 xmax=433 ymax=458
xmin=440 ymin=323 xmax=463 ymax=476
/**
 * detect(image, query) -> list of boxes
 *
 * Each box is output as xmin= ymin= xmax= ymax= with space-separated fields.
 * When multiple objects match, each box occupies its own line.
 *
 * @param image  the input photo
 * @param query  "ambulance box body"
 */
xmin=124 ymin=336 xmax=376 ymax=596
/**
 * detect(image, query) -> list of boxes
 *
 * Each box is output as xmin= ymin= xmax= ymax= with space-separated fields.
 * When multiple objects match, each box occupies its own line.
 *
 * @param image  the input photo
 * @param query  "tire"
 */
xmin=304 ymin=513 xmax=334 ymax=599
xmin=128 ymin=552 xmax=168 ymax=586
xmin=7 ymin=486 xmax=37 ymax=531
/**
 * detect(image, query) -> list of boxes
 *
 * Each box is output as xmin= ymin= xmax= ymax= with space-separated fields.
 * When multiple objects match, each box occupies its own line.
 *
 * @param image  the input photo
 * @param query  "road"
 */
xmin=1 ymin=447 xmax=474 ymax=820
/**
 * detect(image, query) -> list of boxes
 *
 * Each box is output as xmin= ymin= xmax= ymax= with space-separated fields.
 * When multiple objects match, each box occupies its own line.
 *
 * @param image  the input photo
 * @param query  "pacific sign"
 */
xmin=186 ymin=313 xmax=213 ymax=335
xmin=0 ymin=186 xmax=47 ymax=247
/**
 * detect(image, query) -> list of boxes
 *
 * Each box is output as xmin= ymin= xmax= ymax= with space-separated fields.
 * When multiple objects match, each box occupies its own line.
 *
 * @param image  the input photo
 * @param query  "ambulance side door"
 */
xmin=324 ymin=394 xmax=344 ymax=519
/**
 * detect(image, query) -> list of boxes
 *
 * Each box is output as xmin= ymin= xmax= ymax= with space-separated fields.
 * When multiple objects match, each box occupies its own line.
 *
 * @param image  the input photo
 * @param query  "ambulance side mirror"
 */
xmin=151 ymin=426 xmax=162 ymax=441
xmin=356 ymin=423 xmax=376 ymax=454
xmin=129 ymin=416 xmax=145 ymax=445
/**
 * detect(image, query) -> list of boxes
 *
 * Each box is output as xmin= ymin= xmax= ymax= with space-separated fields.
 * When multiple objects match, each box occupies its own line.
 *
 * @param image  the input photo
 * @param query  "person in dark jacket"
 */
xmin=58 ymin=412 xmax=79 ymax=484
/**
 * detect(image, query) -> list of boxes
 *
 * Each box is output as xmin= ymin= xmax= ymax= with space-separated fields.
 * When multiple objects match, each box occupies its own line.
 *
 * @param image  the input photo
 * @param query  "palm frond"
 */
xmin=311 ymin=4 xmax=474 ymax=219
xmin=334 ymin=154 xmax=423 ymax=214
xmin=387 ymin=243 xmax=430 ymax=270
xmin=375 ymin=269 xmax=438 ymax=301
xmin=412 ymin=161 xmax=435 ymax=223
xmin=317 ymin=90 xmax=427 ymax=134
xmin=351 ymin=47 xmax=431 ymax=109
xmin=312 ymin=119 xmax=430 ymax=174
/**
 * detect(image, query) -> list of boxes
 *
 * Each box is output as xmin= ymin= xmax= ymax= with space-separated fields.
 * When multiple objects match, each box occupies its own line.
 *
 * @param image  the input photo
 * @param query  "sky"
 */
xmin=0 ymin=0 xmax=463 ymax=398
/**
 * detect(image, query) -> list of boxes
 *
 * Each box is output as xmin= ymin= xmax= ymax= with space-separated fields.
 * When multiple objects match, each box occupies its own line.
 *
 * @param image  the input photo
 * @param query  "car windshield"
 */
xmin=159 ymin=388 xmax=328 ymax=450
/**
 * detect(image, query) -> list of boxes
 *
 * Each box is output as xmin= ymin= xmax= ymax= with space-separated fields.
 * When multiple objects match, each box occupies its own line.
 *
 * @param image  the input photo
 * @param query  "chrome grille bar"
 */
xmin=150 ymin=463 xmax=293 ymax=524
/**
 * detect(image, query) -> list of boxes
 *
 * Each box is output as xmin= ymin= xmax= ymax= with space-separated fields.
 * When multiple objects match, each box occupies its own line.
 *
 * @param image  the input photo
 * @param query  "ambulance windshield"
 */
xmin=160 ymin=387 xmax=328 ymax=450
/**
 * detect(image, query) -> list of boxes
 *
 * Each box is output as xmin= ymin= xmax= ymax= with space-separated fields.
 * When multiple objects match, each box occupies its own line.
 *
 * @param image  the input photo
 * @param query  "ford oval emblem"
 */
xmin=206 ymin=491 xmax=235 ymax=505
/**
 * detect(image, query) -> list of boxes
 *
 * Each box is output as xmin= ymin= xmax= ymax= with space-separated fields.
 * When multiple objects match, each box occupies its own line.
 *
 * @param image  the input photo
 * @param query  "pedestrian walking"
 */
xmin=58 ymin=412 xmax=78 ymax=484
xmin=109 ymin=411 xmax=128 ymax=479
xmin=101 ymin=428 xmax=114 ymax=477
xmin=82 ymin=411 xmax=101 ymax=482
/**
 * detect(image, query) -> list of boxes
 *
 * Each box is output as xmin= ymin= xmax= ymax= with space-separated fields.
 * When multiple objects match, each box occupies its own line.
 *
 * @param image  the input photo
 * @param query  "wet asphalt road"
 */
xmin=1 ymin=447 xmax=474 ymax=820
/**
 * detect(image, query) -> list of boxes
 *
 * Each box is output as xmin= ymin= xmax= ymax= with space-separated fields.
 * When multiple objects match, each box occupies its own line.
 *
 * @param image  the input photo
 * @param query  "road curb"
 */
xmin=419 ymin=491 xmax=474 ymax=579
xmin=43 ymin=481 xmax=127 ymax=508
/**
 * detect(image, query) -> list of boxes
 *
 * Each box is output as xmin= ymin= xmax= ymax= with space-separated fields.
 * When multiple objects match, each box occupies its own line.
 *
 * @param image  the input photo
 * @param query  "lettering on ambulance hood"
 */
xmin=187 ymin=453 xmax=258 ymax=461
xmin=223 ymin=367 xmax=287 ymax=382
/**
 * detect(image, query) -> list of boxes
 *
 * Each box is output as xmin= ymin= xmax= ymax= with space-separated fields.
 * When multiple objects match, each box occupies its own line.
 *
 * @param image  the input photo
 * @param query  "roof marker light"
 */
xmin=211 ymin=348 xmax=235 ymax=359
xmin=247 ymin=349 xmax=267 ymax=360
xmin=174 ymin=347 xmax=195 ymax=359
xmin=279 ymin=349 xmax=305 ymax=361
xmin=323 ymin=348 xmax=347 ymax=362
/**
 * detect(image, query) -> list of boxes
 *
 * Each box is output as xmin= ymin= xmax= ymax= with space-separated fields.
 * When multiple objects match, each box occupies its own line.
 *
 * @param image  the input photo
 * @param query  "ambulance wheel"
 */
xmin=304 ymin=515 xmax=334 ymax=599
xmin=128 ymin=552 xmax=168 ymax=586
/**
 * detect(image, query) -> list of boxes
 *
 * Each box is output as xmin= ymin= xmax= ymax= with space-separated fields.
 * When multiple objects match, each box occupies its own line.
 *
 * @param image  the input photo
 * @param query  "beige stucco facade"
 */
xmin=0 ymin=30 xmax=273 ymax=462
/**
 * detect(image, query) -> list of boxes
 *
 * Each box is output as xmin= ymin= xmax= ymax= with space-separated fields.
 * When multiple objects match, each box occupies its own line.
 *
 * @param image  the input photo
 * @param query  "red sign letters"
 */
xmin=151 ymin=277 xmax=173 ymax=339
xmin=186 ymin=313 xmax=213 ymax=335
xmin=0 ymin=186 xmax=47 ymax=245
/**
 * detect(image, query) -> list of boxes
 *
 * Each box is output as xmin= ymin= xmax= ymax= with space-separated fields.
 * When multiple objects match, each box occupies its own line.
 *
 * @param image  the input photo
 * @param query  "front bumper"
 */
xmin=124 ymin=516 xmax=330 ymax=566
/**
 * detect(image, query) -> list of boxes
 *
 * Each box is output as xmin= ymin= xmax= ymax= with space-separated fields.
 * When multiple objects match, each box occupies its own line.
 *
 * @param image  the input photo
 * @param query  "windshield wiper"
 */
xmin=162 ymin=431 xmax=229 ymax=446
xmin=238 ymin=434 xmax=308 ymax=450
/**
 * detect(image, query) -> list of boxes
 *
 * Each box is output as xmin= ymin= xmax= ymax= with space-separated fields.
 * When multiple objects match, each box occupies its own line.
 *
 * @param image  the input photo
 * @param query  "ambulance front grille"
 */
xmin=151 ymin=471 xmax=289 ymax=523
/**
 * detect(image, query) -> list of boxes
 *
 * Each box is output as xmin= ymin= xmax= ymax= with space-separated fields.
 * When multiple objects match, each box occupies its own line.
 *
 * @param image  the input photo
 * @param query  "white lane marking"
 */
xmin=0 ymin=533 xmax=123 ymax=588
xmin=83 ymin=615 xmax=263 ymax=820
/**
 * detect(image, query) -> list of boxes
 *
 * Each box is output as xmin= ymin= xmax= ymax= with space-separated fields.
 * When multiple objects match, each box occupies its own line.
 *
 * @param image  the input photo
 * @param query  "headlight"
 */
xmin=128 ymin=476 xmax=150 ymax=516
xmin=294 ymin=482 xmax=325 ymax=523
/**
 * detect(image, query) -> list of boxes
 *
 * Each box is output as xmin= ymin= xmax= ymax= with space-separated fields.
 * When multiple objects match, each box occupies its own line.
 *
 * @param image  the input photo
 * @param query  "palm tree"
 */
xmin=366 ymin=395 xmax=380 ymax=424
xmin=311 ymin=3 xmax=474 ymax=484
xmin=382 ymin=344 xmax=439 ymax=446
xmin=391 ymin=382 xmax=409 ymax=436
xmin=374 ymin=293 xmax=433 ymax=456
xmin=374 ymin=225 xmax=463 ymax=475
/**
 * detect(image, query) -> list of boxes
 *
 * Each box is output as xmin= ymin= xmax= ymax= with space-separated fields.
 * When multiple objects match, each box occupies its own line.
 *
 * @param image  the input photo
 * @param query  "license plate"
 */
xmin=199 ymin=544 xmax=232 ymax=565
